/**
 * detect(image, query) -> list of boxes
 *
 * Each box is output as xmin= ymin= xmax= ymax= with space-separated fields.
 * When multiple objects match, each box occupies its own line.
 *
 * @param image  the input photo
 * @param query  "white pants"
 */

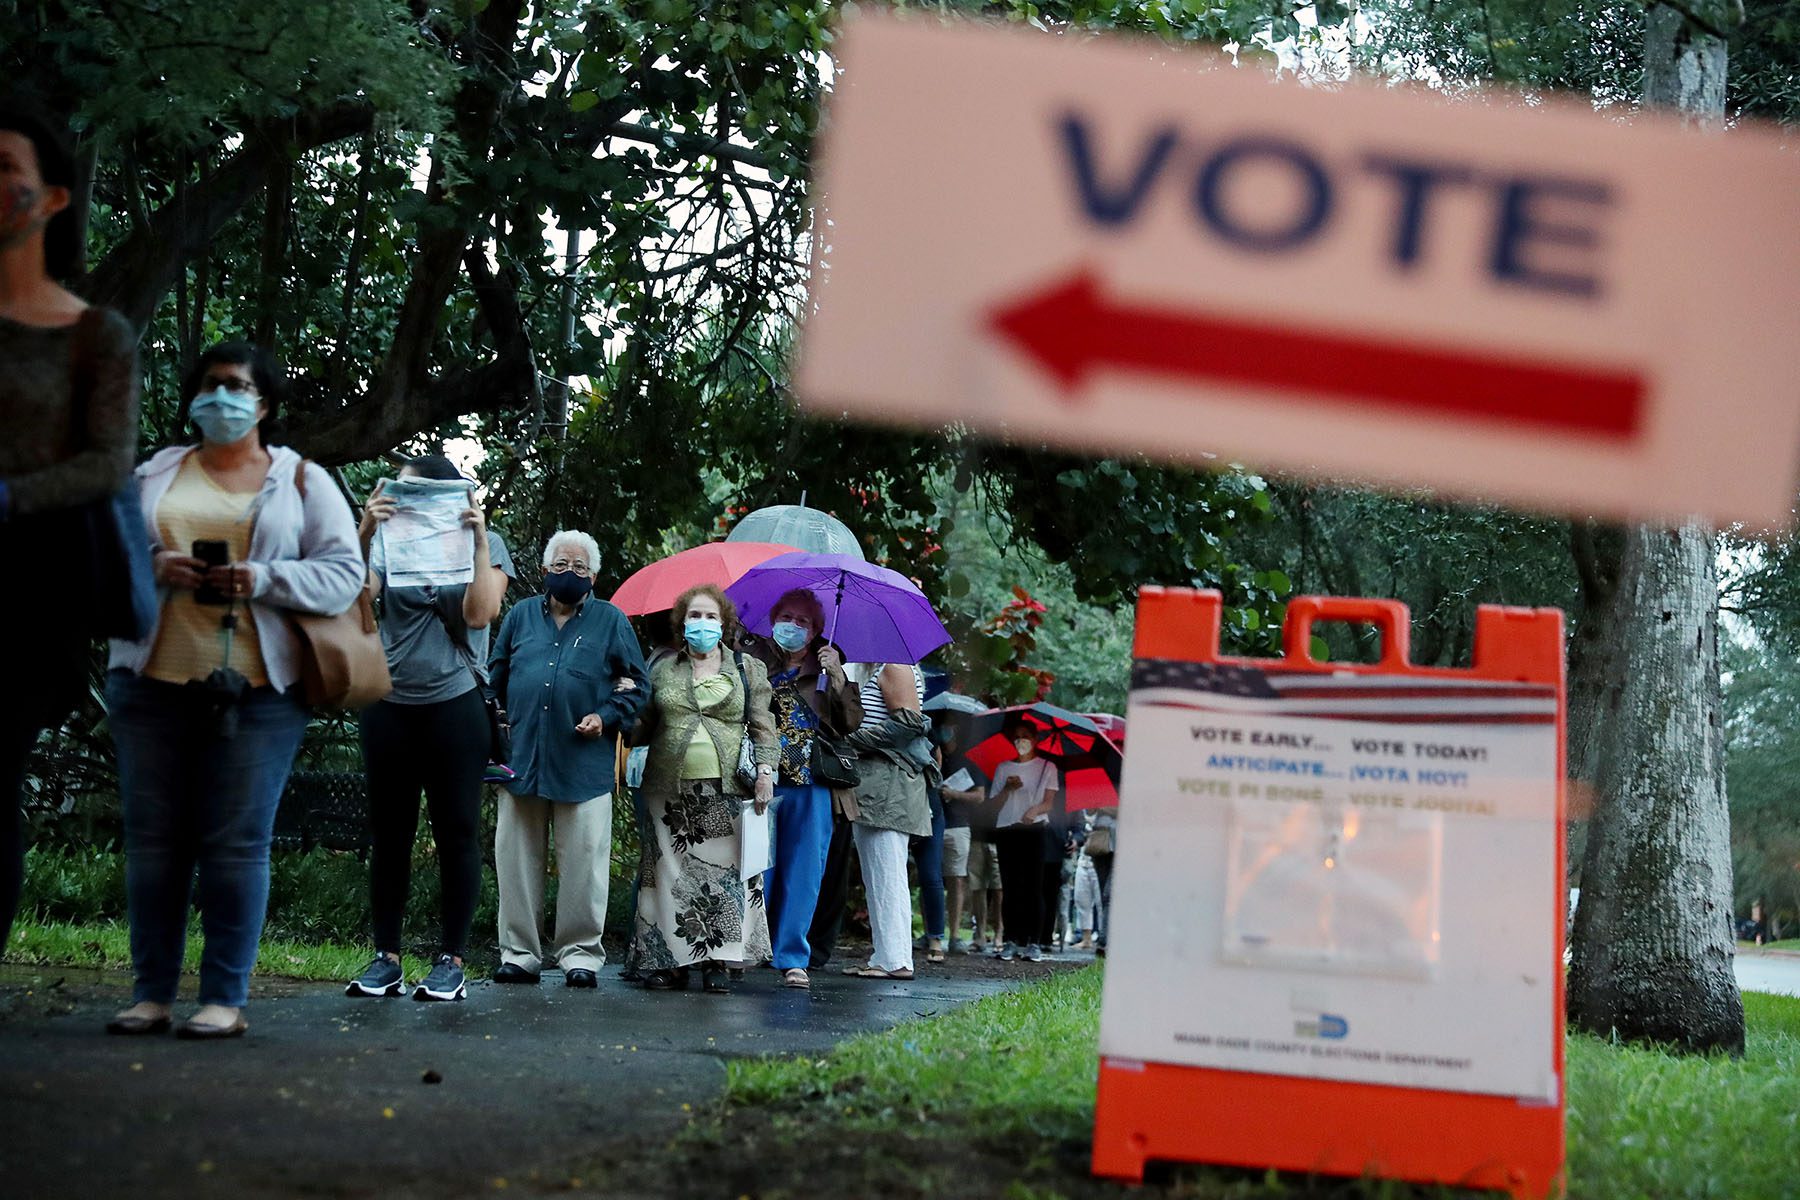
xmin=496 ymin=791 xmax=613 ymax=973
xmin=852 ymin=823 xmax=914 ymax=972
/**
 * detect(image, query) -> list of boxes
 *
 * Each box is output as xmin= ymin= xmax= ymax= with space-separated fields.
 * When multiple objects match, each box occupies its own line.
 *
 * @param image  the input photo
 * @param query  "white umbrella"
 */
xmin=726 ymin=503 xmax=864 ymax=560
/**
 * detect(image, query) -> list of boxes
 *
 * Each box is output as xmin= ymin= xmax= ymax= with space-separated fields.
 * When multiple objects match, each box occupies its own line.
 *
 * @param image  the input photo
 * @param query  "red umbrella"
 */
xmin=610 ymin=541 xmax=795 ymax=616
xmin=961 ymin=703 xmax=1123 ymax=810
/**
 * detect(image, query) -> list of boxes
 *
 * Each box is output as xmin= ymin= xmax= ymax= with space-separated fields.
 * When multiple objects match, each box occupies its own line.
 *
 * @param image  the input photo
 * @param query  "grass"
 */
xmin=731 ymin=965 xmax=1102 ymax=1143
xmin=1564 ymin=991 xmax=1800 ymax=1200
xmin=12 ymin=843 xmax=639 ymax=980
xmin=710 ymin=968 xmax=1800 ymax=1200
xmin=3 ymin=917 xmax=475 ymax=983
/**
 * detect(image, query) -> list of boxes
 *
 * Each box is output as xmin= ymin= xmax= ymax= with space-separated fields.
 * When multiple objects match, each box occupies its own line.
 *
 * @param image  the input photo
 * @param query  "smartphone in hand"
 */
xmin=193 ymin=539 xmax=230 ymax=605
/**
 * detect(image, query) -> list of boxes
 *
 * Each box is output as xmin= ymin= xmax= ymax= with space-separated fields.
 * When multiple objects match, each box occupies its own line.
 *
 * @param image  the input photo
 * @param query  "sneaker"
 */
xmin=995 ymin=942 xmax=1017 ymax=962
xmin=346 ymin=953 xmax=404 ymax=998
xmin=412 ymin=954 xmax=466 ymax=1002
xmin=947 ymin=937 xmax=964 ymax=955
xmin=1022 ymin=944 xmax=1045 ymax=962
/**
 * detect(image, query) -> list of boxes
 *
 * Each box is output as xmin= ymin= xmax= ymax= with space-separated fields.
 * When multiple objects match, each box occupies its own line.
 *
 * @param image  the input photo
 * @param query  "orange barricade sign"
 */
xmin=1093 ymin=589 xmax=1565 ymax=1198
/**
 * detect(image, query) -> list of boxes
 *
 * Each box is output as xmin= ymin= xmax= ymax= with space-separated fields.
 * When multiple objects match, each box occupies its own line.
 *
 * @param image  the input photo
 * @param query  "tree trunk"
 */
xmin=1568 ymin=523 xmax=1743 ymax=1051
xmin=1565 ymin=4 xmax=1744 ymax=1054
xmin=253 ymin=156 xmax=292 ymax=349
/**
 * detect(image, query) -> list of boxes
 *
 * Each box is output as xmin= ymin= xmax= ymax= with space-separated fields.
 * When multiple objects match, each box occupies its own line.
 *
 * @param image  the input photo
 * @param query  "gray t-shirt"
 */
xmin=371 ymin=528 xmax=516 ymax=705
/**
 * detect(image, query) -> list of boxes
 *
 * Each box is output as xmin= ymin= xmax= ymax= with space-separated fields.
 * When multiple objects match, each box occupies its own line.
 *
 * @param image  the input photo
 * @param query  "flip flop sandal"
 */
xmin=782 ymin=968 xmax=811 ymax=989
xmin=842 ymin=966 xmax=915 ymax=980
xmin=176 ymin=1015 xmax=248 ymax=1040
xmin=105 ymin=1012 xmax=172 ymax=1036
xmin=926 ymin=948 xmax=947 ymax=963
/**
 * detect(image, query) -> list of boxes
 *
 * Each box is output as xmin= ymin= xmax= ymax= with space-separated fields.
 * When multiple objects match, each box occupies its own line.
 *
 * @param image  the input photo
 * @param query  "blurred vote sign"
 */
xmin=794 ymin=15 xmax=1800 ymax=528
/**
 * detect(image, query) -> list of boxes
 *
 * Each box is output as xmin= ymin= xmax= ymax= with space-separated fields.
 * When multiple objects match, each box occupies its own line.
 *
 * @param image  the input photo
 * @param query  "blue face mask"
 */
xmin=189 ymin=386 xmax=260 ymax=445
xmin=770 ymin=621 xmax=811 ymax=652
xmin=683 ymin=617 xmax=723 ymax=653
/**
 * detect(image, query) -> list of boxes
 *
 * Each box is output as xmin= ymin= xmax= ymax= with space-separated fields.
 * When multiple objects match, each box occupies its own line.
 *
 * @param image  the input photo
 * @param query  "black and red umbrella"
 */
xmin=958 ymin=703 xmax=1122 ymax=810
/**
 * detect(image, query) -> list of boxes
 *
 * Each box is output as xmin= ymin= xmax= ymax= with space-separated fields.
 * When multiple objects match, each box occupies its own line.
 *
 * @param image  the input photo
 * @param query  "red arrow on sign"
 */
xmin=987 ymin=271 xmax=1645 ymax=439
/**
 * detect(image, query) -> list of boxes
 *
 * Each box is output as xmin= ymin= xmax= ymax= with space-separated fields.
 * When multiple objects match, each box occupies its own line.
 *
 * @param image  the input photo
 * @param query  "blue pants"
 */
xmin=108 ymin=672 xmax=310 ymax=1007
xmin=764 ymin=784 xmax=834 ymax=970
xmin=910 ymin=789 xmax=946 ymax=941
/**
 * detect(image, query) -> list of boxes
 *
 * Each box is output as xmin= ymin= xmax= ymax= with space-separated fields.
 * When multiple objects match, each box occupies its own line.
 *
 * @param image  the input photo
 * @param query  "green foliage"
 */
xmin=934 ymin=482 xmax=1139 ymax=713
xmin=58 ymin=0 xmax=451 ymax=148
xmin=1722 ymin=635 xmax=1800 ymax=927
xmin=1230 ymin=483 xmax=1580 ymax=667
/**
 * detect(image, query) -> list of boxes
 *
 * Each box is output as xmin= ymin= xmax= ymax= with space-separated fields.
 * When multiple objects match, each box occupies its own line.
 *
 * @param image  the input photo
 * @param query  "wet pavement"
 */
xmin=0 ymin=955 xmax=1082 ymax=1198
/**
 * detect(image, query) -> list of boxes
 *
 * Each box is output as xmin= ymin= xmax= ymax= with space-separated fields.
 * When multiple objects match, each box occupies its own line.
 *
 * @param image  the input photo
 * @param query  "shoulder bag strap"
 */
xmin=429 ymin=600 xmax=486 ymax=687
xmin=733 ymin=652 xmax=752 ymax=722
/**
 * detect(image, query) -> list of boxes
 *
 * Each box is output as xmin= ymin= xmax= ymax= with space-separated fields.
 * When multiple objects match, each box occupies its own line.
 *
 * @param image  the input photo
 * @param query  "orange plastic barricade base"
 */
xmin=1091 ymin=588 xmax=1565 ymax=1199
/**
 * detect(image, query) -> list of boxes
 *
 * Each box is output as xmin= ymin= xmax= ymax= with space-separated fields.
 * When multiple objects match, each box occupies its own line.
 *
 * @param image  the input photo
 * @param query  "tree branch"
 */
xmin=86 ymin=101 xmax=376 ymax=332
xmin=602 ymin=119 xmax=772 ymax=171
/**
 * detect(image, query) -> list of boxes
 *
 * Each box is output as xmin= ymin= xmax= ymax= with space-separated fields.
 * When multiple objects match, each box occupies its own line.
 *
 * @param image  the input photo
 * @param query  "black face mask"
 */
xmin=545 ymin=570 xmax=593 ymax=604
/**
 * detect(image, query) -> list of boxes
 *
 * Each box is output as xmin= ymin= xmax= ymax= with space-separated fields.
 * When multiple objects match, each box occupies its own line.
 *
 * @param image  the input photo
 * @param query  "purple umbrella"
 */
xmin=726 ymin=552 xmax=951 ymax=666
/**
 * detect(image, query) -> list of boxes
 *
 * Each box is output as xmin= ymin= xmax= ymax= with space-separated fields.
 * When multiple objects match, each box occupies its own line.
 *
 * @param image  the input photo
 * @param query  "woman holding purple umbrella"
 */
xmin=727 ymin=552 xmax=950 ymax=979
xmin=749 ymin=588 xmax=862 ymax=989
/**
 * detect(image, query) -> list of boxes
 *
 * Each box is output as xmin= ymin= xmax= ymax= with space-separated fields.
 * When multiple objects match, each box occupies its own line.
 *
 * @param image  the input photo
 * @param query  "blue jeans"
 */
xmin=763 ymin=784 xmax=834 ymax=970
xmin=910 ymin=789 xmax=947 ymax=941
xmin=108 ymin=672 xmax=310 ymax=1007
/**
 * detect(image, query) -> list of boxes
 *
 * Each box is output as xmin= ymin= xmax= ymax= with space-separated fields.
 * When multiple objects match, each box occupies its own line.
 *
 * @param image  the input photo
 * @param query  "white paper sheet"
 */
xmin=740 ymin=805 xmax=773 ymax=880
xmin=941 ymin=767 xmax=976 ymax=792
xmin=375 ymin=477 xmax=476 ymax=588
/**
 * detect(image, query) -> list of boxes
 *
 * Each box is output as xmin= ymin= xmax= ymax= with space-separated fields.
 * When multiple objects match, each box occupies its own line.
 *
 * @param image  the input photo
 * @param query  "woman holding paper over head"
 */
xmin=346 ymin=455 xmax=515 ymax=1003
xmin=627 ymin=584 xmax=777 ymax=995
xmin=748 ymin=588 xmax=862 ymax=990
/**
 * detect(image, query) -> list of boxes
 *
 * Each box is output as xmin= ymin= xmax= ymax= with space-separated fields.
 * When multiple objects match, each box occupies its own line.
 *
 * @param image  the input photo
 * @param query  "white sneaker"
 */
xmin=1022 ymin=944 xmax=1044 ymax=962
xmin=996 ymin=943 xmax=1017 ymax=962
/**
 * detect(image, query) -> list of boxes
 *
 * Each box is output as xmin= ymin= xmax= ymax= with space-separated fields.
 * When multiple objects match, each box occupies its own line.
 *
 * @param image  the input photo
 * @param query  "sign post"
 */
xmin=1093 ymin=588 xmax=1565 ymax=1197
xmin=796 ymin=15 xmax=1800 ymax=528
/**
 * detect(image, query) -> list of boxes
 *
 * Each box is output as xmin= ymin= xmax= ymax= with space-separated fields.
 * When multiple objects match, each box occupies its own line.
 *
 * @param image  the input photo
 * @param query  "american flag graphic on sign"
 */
xmin=1129 ymin=659 xmax=1557 ymax=726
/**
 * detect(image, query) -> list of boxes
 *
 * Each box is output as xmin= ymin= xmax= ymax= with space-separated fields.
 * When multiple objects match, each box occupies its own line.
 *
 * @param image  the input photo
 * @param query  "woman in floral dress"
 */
xmin=628 ymin=584 xmax=777 ymax=993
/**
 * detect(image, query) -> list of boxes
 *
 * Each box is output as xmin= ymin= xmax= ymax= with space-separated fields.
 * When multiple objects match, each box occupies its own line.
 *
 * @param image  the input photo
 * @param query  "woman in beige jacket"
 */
xmin=627 ymin=584 xmax=777 ymax=994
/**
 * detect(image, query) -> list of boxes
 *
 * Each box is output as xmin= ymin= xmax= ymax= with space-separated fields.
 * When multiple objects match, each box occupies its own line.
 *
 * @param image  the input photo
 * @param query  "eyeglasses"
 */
xmin=548 ymin=559 xmax=592 ymax=577
xmin=200 ymin=375 xmax=259 ymax=396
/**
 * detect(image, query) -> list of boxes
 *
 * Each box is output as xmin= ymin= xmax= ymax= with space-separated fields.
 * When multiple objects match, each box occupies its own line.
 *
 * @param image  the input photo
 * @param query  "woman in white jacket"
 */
xmin=102 ymin=343 xmax=362 ymax=1040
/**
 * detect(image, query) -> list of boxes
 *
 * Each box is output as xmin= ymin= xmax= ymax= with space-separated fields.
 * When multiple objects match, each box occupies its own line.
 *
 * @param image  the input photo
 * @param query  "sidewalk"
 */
xmin=0 ymin=949 xmax=1089 ymax=1199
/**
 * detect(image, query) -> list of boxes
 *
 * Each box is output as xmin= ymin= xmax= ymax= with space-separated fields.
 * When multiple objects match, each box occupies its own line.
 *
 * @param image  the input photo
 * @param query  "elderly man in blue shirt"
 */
xmin=487 ymin=529 xmax=648 ymax=986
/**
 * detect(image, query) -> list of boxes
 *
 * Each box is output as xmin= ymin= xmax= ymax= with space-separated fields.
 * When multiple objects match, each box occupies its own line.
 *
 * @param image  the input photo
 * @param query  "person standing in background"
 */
xmin=0 ymin=106 xmax=140 ymax=955
xmin=346 ymin=455 xmax=515 ymax=1002
xmin=988 ymin=722 xmax=1061 ymax=963
xmin=105 ymin=343 xmax=363 ymax=1038
xmin=843 ymin=662 xmax=933 ymax=980
xmin=629 ymin=585 xmax=777 ymax=994
xmin=749 ymin=588 xmax=861 ymax=990
xmin=934 ymin=721 xmax=984 ymax=957
xmin=487 ymin=530 xmax=647 ymax=988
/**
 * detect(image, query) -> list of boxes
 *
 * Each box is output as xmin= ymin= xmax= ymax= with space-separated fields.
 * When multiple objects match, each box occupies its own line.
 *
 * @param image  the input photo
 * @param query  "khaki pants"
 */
xmin=496 ymin=791 xmax=612 ymax=973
